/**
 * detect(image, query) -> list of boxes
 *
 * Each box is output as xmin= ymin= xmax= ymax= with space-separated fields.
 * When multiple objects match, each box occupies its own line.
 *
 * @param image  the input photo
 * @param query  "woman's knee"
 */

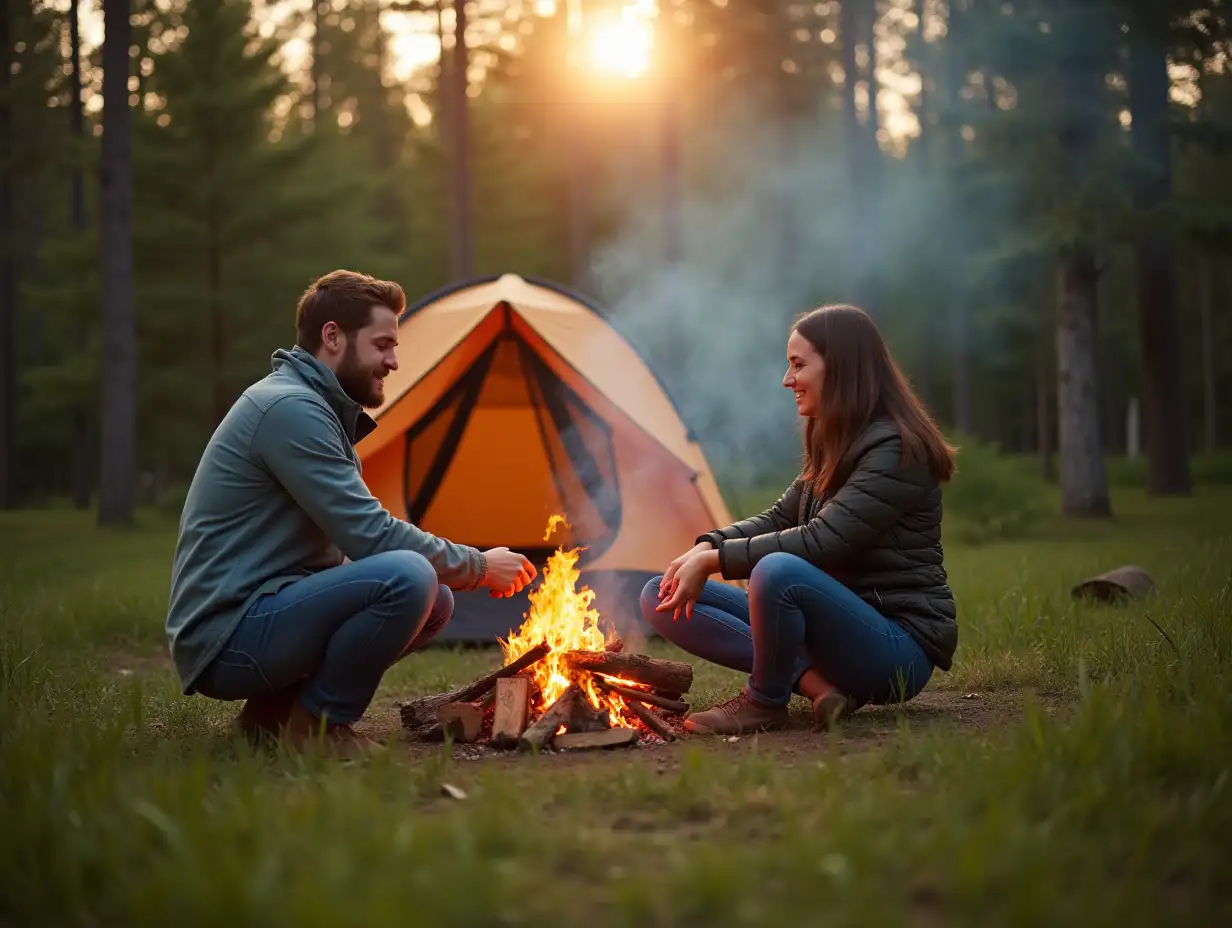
xmin=639 ymin=576 xmax=674 ymax=635
xmin=748 ymin=552 xmax=808 ymax=597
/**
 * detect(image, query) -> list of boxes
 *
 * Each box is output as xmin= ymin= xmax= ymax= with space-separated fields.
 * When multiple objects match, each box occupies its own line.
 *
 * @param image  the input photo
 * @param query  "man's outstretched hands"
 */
xmin=481 ymin=547 xmax=537 ymax=598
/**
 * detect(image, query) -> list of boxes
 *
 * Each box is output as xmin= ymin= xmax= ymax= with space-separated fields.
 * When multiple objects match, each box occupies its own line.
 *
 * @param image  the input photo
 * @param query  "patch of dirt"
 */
xmin=358 ymin=685 xmax=1068 ymax=773
xmin=104 ymin=648 xmax=174 ymax=680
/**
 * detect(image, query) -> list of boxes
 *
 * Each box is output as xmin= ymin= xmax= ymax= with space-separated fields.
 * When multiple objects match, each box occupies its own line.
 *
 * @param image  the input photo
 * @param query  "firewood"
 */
xmin=553 ymin=728 xmax=637 ymax=750
xmin=566 ymin=693 xmax=612 ymax=734
xmin=398 ymin=641 xmax=550 ymax=730
xmin=436 ymin=702 xmax=483 ymax=743
xmin=412 ymin=689 xmax=496 ymax=741
xmin=519 ymin=684 xmax=581 ymax=752
xmin=625 ymin=698 xmax=677 ymax=742
xmin=491 ymin=677 xmax=531 ymax=748
xmin=594 ymin=677 xmax=689 ymax=714
xmin=561 ymin=651 xmax=693 ymax=694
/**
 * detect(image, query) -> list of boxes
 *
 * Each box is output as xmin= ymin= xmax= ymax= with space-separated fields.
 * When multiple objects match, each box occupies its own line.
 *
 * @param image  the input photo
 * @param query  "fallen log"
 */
xmin=491 ymin=676 xmax=531 ymax=748
xmin=519 ymin=684 xmax=581 ymax=752
xmin=594 ymin=677 xmax=689 ymax=714
xmin=625 ymin=699 xmax=677 ymax=742
xmin=561 ymin=651 xmax=693 ymax=694
xmin=553 ymin=728 xmax=637 ymax=751
xmin=399 ymin=641 xmax=550 ymax=730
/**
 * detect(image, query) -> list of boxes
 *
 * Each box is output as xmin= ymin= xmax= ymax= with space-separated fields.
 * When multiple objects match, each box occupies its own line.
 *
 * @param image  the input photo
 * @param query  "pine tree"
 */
xmin=132 ymin=0 xmax=381 ymax=468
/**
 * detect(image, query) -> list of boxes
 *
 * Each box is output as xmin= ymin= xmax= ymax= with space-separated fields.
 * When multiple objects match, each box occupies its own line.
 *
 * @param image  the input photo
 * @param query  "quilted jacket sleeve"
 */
xmin=695 ymin=479 xmax=804 ymax=550
xmin=716 ymin=433 xmax=932 ymax=580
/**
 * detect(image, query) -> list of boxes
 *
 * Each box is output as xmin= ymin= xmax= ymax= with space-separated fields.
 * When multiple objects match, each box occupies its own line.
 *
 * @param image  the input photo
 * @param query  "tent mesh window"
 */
xmin=402 ymin=332 xmax=621 ymax=560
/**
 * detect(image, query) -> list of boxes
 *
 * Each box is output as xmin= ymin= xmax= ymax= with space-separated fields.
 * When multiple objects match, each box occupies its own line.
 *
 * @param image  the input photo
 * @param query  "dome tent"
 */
xmin=356 ymin=273 xmax=737 ymax=643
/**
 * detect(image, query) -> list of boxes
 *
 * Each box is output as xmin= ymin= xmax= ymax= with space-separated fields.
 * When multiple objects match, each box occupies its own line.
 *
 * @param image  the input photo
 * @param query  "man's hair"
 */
xmin=294 ymin=269 xmax=406 ymax=353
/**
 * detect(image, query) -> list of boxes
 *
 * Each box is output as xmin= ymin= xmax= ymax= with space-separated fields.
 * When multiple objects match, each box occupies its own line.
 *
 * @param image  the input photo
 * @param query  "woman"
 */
xmin=641 ymin=304 xmax=958 ymax=735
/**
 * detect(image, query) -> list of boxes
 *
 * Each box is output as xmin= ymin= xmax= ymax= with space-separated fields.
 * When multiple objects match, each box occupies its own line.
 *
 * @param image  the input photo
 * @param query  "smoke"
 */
xmin=586 ymin=103 xmax=959 ymax=498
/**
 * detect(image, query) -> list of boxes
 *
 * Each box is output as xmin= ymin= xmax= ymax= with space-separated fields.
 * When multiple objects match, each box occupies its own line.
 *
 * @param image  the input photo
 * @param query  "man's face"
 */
xmin=330 ymin=305 xmax=400 ymax=408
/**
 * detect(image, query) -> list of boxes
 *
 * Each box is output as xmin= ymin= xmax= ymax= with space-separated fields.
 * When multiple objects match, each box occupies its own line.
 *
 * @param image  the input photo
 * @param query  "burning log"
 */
xmin=519 ymin=684 xmax=582 ymax=752
xmin=491 ymin=677 xmax=531 ymax=748
xmin=593 ymin=677 xmax=689 ymax=714
xmin=437 ymin=702 xmax=484 ymax=743
xmin=561 ymin=651 xmax=693 ymax=694
xmin=399 ymin=641 xmax=550 ymax=730
xmin=624 ymin=698 xmax=678 ymax=742
xmin=553 ymin=729 xmax=637 ymax=751
xmin=566 ymin=694 xmax=612 ymax=734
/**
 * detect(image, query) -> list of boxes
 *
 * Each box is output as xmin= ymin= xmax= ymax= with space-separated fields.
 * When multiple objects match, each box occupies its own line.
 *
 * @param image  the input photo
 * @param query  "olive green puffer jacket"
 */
xmin=698 ymin=419 xmax=958 ymax=671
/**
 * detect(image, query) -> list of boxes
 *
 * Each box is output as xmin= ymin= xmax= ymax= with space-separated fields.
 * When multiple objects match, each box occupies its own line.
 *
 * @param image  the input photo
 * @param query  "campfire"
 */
xmin=398 ymin=516 xmax=693 ymax=752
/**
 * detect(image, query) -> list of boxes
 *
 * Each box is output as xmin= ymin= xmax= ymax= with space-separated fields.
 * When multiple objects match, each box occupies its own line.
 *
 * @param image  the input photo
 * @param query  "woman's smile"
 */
xmin=784 ymin=330 xmax=824 ymax=418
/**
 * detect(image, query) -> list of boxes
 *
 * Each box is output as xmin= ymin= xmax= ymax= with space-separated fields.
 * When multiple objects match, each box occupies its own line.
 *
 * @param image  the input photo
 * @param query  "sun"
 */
xmin=588 ymin=14 xmax=654 ymax=79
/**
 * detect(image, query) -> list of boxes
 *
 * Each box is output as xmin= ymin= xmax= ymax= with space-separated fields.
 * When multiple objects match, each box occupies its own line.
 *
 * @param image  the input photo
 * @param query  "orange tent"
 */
xmin=357 ymin=273 xmax=737 ymax=642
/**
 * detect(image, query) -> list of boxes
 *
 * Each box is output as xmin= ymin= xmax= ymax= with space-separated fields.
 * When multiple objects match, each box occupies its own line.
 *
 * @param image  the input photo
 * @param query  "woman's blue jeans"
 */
xmin=640 ymin=552 xmax=933 ymax=708
xmin=194 ymin=550 xmax=452 ymax=724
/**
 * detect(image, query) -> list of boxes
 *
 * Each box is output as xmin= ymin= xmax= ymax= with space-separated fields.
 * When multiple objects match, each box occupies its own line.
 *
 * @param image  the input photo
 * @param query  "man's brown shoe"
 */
xmin=235 ymin=690 xmax=296 ymax=743
xmin=683 ymin=691 xmax=790 ymax=735
xmin=281 ymin=699 xmax=384 ymax=760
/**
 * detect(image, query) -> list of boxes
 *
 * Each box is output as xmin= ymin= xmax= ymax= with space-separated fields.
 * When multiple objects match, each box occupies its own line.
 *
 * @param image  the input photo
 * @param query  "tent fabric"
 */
xmin=356 ymin=274 xmax=739 ymax=643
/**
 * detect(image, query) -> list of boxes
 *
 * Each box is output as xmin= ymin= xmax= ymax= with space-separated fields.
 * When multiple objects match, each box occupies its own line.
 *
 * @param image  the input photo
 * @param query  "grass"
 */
xmin=2 ymin=485 xmax=1232 ymax=926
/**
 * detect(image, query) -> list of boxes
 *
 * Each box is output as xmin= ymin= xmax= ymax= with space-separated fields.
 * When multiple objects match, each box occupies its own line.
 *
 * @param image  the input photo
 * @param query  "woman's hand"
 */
xmin=659 ymin=542 xmax=714 ymax=597
xmin=656 ymin=548 xmax=720 ymax=620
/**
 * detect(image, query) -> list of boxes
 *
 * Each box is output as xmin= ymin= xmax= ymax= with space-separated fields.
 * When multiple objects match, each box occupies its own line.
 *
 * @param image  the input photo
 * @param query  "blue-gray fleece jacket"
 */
xmin=165 ymin=347 xmax=487 ymax=694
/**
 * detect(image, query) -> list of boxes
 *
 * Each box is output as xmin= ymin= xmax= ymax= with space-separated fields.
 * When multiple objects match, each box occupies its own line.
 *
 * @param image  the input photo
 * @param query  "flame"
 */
xmin=543 ymin=514 xmax=570 ymax=541
xmin=499 ymin=515 xmax=639 ymax=728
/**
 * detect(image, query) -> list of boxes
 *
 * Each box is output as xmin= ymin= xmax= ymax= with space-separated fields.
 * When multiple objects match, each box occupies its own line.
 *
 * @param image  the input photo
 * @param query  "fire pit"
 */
xmin=398 ymin=516 xmax=694 ymax=752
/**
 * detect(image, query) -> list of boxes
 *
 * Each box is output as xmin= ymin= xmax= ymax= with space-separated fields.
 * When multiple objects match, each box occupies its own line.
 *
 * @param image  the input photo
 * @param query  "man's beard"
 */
xmin=335 ymin=343 xmax=384 ymax=408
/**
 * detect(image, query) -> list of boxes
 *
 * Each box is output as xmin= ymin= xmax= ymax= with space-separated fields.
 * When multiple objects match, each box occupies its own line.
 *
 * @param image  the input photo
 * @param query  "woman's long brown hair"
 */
xmin=794 ymin=304 xmax=957 ymax=498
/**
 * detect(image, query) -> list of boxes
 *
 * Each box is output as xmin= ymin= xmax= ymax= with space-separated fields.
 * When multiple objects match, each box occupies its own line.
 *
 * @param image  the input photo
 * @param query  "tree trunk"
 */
xmin=311 ymin=0 xmax=324 ymax=120
xmin=1055 ymin=250 xmax=1110 ymax=517
xmin=911 ymin=0 xmax=936 ymax=410
xmin=1036 ymin=326 xmax=1053 ymax=480
xmin=660 ymin=34 xmax=682 ymax=268
xmin=945 ymin=0 xmax=972 ymax=434
xmin=1129 ymin=23 xmax=1190 ymax=495
xmin=98 ymin=0 xmax=137 ymax=525
xmin=840 ymin=0 xmax=875 ymax=312
xmin=838 ymin=0 xmax=882 ymax=315
xmin=1200 ymin=252 xmax=1215 ymax=453
xmin=209 ymin=208 xmax=227 ymax=425
xmin=0 ymin=1 xmax=16 ymax=508
xmin=70 ymin=0 xmax=95 ymax=510
xmin=449 ymin=0 xmax=473 ymax=281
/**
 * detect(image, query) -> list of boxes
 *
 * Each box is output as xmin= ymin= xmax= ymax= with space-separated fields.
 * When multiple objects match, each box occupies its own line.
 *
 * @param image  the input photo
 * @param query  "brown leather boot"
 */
xmin=683 ymin=691 xmax=790 ymax=735
xmin=280 ymin=699 xmax=384 ymax=760
xmin=235 ymin=690 xmax=296 ymax=743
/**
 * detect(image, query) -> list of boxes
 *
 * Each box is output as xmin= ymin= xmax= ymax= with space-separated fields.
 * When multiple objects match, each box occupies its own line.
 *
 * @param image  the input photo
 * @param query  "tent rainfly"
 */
xmin=356 ymin=273 xmax=738 ymax=643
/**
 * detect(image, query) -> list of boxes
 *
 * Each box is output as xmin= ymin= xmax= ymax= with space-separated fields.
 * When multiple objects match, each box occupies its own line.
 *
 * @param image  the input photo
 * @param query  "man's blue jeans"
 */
xmin=194 ymin=550 xmax=452 ymax=724
xmin=640 ymin=552 xmax=933 ymax=707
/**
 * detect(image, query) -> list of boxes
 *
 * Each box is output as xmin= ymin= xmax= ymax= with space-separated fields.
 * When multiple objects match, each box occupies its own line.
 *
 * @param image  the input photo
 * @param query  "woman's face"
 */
xmin=783 ymin=329 xmax=825 ymax=418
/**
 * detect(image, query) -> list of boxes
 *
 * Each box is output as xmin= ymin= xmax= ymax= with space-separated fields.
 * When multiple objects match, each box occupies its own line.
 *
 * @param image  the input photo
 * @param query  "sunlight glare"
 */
xmin=589 ymin=13 xmax=654 ymax=79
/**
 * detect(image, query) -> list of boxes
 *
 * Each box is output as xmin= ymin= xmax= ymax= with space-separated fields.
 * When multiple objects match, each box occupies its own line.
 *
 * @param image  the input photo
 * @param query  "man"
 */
xmin=166 ymin=269 xmax=535 ymax=757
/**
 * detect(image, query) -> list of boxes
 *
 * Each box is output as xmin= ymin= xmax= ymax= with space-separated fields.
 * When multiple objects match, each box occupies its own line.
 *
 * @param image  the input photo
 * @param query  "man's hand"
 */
xmin=481 ymin=547 xmax=537 ymax=598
